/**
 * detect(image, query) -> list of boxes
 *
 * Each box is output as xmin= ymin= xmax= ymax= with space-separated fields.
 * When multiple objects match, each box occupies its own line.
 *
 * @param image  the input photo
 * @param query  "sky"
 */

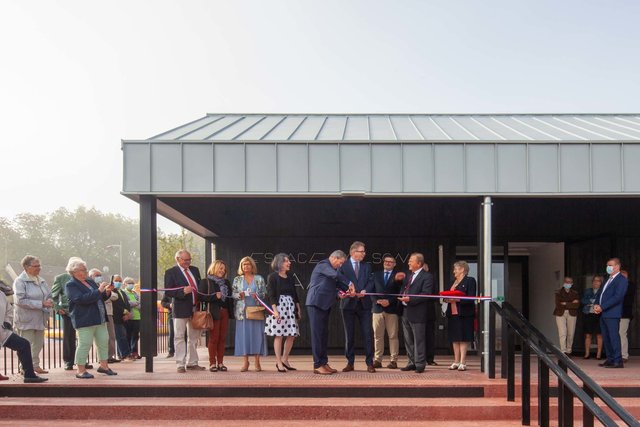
xmin=1 ymin=0 xmax=639 ymax=232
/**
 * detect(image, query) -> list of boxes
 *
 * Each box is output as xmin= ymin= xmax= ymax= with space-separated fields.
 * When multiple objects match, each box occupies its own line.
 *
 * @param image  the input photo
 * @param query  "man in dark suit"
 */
xmin=371 ymin=255 xmax=402 ymax=369
xmin=397 ymin=252 xmax=434 ymax=373
xmin=163 ymin=249 xmax=204 ymax=373
xmin=594 ymin=257 xmax=629 ymax=369
xmin=306 ymin=250 xmax=353 ymax=375
xmin=338 ymin=241 xmax=376 ymax=373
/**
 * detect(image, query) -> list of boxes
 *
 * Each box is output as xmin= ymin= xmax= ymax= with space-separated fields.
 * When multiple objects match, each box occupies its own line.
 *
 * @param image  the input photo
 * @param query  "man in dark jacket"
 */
xmin=371 ymin=255 xmax=402 ymax=369
xmin=164 ymin=249 xmax=204 ymax=373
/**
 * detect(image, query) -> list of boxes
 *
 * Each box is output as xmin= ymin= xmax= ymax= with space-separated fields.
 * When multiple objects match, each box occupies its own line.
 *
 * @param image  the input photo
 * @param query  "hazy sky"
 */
xmin=1 ymin=0 xmax=639 ymax=231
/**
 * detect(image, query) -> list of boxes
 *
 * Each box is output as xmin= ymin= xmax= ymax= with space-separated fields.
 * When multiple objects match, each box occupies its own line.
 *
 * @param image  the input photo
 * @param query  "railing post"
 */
xmin=501 ymin=313 xmax=508 ymax=379
xmin=507 ymin=322 xmax=515 ymax=402
xmin=489 ymin=302 xmax=496 ymax=379
xmin=522 ymin=339 xmax=530 ymax=426
xmin=582 ymin=383 xmax=594 ymax=427
xmin=538 ymin=360 xmax=549 ymax=427
xmin=557 ymin=359 xmax=574 ymax=427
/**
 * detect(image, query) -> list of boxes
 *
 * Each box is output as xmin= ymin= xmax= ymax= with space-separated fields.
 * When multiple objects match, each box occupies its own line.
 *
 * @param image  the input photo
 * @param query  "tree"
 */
xmin=157 ymin=228 xmax=205 ymax=287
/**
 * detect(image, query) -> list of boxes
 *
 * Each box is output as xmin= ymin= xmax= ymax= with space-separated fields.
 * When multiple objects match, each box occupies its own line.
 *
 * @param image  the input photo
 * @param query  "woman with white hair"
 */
xmin=64 ymin=257 xmax=117 ymax=378
xmin=13 ymin=255 xmax=53 ymax=375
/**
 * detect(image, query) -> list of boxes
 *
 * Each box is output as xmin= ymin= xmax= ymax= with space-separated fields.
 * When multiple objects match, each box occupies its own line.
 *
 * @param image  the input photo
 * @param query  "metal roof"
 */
xmin=147 ymin=114 xmax=640 ymax=142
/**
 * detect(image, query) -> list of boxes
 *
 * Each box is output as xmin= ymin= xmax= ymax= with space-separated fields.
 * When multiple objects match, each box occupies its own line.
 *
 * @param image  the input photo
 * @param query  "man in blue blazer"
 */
xmin=594 ymin=257 xmax=628 ymax=368
xmin=398 ymin=253 xmax=434 ymax=373
xmin=164 ymin=249 xmax=204 ymax=373
xmin=338 ymin=241 xmax=376 ymax=373
xmin=306 ymin=250 xmax=353 ymax=375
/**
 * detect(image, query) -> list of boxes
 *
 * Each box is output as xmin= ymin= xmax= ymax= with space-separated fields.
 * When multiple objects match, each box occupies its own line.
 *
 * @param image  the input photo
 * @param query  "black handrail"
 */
xmin=490 ymin=301 xmax=639 ymax=427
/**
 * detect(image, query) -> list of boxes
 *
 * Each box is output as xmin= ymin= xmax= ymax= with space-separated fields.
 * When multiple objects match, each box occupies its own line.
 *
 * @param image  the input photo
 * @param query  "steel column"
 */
xmin=139 ymin=195 xmax=158 ymax=373
xmin=482 ymin=196 xmax=492 ymax=375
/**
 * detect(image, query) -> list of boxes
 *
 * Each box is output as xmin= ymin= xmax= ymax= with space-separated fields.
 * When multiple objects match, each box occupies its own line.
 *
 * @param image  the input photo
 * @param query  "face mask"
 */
xmin=93 ymin=276 xmax=103 ymax=283
xmin=126 ymin=284 xmax=134 ymax=291
xmin=606 ymin=266 xmax=614 ymax=275
xmin=113 ymin=282 xmax=122 ymax=289
xmin=563 ymin=283 xmax=572 ymax=290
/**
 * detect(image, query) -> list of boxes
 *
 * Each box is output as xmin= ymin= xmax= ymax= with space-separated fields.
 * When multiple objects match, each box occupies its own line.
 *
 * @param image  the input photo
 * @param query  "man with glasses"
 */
xmin=338 ymin=241 xmax=376 ymax=373
xmin=164 ymin=249 xmax=204 ymax=373
xmin=371 ymin=255 xmax=402 ymax=369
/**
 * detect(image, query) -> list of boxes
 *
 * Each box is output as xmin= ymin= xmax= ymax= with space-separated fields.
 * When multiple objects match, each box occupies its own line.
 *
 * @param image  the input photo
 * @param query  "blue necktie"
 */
xmin=384 ymin=271 xmax=390 ymax=285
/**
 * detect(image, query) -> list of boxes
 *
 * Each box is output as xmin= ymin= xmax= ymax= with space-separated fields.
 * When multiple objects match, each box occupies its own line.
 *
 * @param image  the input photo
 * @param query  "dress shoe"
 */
xmin=313 ymin=365 xmax=332 ymax=375
xmin=367 ymin=365 xmax=376 ymax=373
xmin=108 ymin=358 xmax=121 ymax=363
xmin=598 ymin=361 xmax=612 ymax=367
xmin=0 ymin=374 xmax=9 ymax=381
xmin=324 ymin=364 xmax=338 ymax=373
xmin=217 ymin=364 xmax=228 ymax=372
xmin=177 ymin=366 xmax=186 ymax=373
xmin=372 ymin=361 xmax=382 ymax=369
xmin=34 ymin=367 xmax=48 ymax=374
xmin=386 ymin=361 xmax=398 ymax=369
xmin=415 ymin=367 xmax=425 ymax=373
xmin=427 ymin=361 xmax=438 ymax=366
xmin=276 ymin=363 xmax=287 ymax=373
xmin=342 ymin=364 xmax=354 ymax=372
xmin=605 ymin=363 xmax=624 ymax=368
xmin=186 ymin=365 xmax=206 ymax=371
xmin=282 ymin=362 xmax=296 ymax=371
xmin=24 ymin=376 xmax=48 ymax=383
xmin=623 ymin=358 xmax=629 ymax=363
xmin=97 ymin=367 xmax=117 ymax=376
xmin=400 ymin=365 xmax=416 ymax=371
xmin=64 ymin=363 xmax=74 ymax=371
xmin=165 ymin=352 xmax=175 ymax=358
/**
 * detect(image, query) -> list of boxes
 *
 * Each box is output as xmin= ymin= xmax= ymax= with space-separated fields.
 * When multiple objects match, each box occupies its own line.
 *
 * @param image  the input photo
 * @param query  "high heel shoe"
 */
xmin=255 ymin=362 xmax=262 ymax=372
xmin=282 ymin=362 xmax=297 ymax=371
xmin=276 ymin=363 xmax=287 ymax=373
xmin=240 ymin=361 xmax=249 ymax=372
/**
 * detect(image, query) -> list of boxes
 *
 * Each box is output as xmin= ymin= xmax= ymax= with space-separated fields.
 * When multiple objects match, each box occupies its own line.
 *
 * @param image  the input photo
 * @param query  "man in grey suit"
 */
xmin=306 ymin=250 xmax=353 ymax=375
xmin=398 ymin=253 xmax=434 ymax=373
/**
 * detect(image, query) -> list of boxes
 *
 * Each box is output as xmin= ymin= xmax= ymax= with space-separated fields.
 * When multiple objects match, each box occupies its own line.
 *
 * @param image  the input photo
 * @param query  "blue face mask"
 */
xmin=93 ymin=276 xmax=103 ymax=283
xmin=606 ymin=266 xmax=614 ymax=275
xmin=563 ymin=283 xmax=572 ymax=290
xmin=113 ymin=282 xmax=122 ymax=289
xmin=126 ymin=284 xmax=134 ymax=291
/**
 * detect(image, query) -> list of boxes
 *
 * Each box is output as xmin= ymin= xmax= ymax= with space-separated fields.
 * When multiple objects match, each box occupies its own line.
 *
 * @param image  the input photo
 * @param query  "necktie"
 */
xmin=403 ymin=272 xmax=415 ymax=295
xmin=384 ymin=271 xmax=390 ymax=285
xmin=184 ymin=268 xmax=198 ymax=305
xmin=354 ymin=262 xmax=360 ymax=279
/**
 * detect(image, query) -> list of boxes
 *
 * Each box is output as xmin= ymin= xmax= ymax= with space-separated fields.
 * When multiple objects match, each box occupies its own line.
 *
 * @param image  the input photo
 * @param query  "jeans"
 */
xmin=126 ymin=320 xmax=140 ymax=354
xmin=114 ymin=322 xmax=131 ymax=358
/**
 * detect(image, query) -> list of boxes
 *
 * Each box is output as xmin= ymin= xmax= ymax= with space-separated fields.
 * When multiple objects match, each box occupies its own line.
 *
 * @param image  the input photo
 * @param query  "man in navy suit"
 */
xmin=594 ymin=257 xmax=628 ymax=368
xmin=398 ymin=253 xmax=434 ymax=373
xmin=306 ymin=250 xmax=353 ymax=375
xmin=338 ymin=241 xmax=376 ymax=373
xmin=163 ymin=249 xmax=204 ymax=373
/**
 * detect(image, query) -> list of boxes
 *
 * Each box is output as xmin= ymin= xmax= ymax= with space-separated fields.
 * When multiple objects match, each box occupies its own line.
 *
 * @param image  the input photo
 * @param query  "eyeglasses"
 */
xmin=383 ymin=260 xmax=395 ymax=264
xmin=179 ymin=258 xmax=192 ymax=262
xmin=354 ymin=250 xmax=366 ymax=253
xmin=28 ymin=264 xmax=41 ymax=268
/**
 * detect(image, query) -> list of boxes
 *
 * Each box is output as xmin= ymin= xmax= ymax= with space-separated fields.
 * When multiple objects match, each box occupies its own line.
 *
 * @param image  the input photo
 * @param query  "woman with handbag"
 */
xmin=444 ymin=260 xmax=477 ymax=371
xmin=265 ymin=253 xmax=301 ymax=372
xmin=199 ymin=260 xmax=235 ymax=372
xmin=232 ymin=256 xmax=268 ymax=372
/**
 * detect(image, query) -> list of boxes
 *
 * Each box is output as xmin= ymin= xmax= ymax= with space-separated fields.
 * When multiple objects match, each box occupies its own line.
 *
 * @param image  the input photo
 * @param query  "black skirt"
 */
xmin=447 ymin=315 xmax=474 ymax=343
xmin=582 ymin=313 xmax=601 ymax=335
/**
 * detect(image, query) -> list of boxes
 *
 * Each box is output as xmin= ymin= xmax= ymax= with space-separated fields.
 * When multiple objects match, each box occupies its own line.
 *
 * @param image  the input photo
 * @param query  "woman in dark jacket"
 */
xmin=581 ymin=275 xmax=603 ymax=359
xmin=64 ymin=257 xmax=117 ymax=379
xmin=444 ymin=260 xmax=477 ymax=371
xmin=199 ymin=260 xmax=234 ymax=372
xmin=110 ymin=274 xmax=133 ymax=361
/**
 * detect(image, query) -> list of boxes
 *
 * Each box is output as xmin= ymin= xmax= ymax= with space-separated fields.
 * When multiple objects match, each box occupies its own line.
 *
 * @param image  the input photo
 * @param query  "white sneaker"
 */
xmin=458 ymin=364 xmax=467 ymax=371
xmin=449 ymin=363 xmax=459 ymax=370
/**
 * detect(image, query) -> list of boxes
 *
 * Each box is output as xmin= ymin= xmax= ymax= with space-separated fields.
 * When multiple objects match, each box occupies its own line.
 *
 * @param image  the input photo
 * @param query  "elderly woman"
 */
xmin=444 ymin=260 xmax=477 ymax=371
xmin=266 ymin=253 xmax=301 ymax=372
xmin=232 ymin=256 xmax=268 ymax=372
xmin=581 ymin=275 xmax=603 ymax=359
xmin=64 ymin=257 xmax=117 ymax=378
xmin=199 ymin=260 xmax=235 ymax=372
xmin=13 ymin=255 xmax=53 ymax=375
xmin=122 ymin=277 xmax=141 ymax=359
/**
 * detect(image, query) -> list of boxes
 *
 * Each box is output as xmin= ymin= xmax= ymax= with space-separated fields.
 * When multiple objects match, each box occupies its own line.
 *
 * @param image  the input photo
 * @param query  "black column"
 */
xmin=205 ymin=238 xmax=213 ymax=270
xmin=139 ymin=195 xmax=158 ymax=373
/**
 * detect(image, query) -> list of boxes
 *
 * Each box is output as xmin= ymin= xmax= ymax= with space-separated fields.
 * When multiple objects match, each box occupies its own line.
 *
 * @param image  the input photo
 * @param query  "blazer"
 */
xmin=305 ymin=259 xmax=351 ymax=311
xmin=553 ymin=288 xmax=580 ymax=317
xmin=338 ymin=258 xmax=374 ymax=311
xmin=371 ymin=270 xmax=402 ymax=315
xmin=595 ymin=273 xmax=629 ymax=319
xmin=111 ymin=287 xmax=132 ymax=324
xmin=198 ymin=277 xmax=235 ymax=321
xmin=445 ymin=275 xmax=477 ymax=318
xmin=400 ymin=269 xmax=435 ymax=323
xmin=65 ymin=277 xmax=109 ymax=329
xmin=231 ymin=275 xmax=266 ymax=321
xmin=163 ymin=265 xmax=202 ymax=319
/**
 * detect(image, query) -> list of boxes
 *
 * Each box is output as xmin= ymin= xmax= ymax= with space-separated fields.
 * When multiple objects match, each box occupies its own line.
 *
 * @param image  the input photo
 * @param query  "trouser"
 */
xmin=619 ymin=318 xmax=630 ymax=360
xmin=126 ymin=320 xmax=140 ymax=354
xmin=342 ymin=306 xmax=374 ymax=366
xmin=16 ymin=329 xmax=44 ymax=369
xmin=174 ymin=317 xmax=199 ymax=368
xmin=168 ymin=311 xmax=175 ymax=354
xmin=106 ymin=315 xmax=116 ymax=358
xmin=61 ymin=314 xmax=77 ymax=364
xmin=555 ymin=311 xmax=577 ymax=353
xmin=401 ymin=316 xmax=426 ymax=369
xmin=372 ymin=312 xmax=399 ymax=363
xmin=75 ymin=323 xmax=109 ymax=365
xmin=601 ymin=316 xmax=622 ymax=364
xmin=114 ymin=322 xmax=131 ymax=358
xmin=208 ymin=308 xmax=229 ymax=365
xmin=425 ymin=320 xmax=435 ymax=363
xmin=307 ymin=305 xmax=331 ymax=369
xmin=3 ymin=333 xmax=36 ymax=378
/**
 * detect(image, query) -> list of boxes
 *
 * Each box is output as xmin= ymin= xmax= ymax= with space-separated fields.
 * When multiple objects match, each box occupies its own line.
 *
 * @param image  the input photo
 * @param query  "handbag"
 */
xmin=191 ymin=308 xmax=214 ymax=330
xmin=245 ymin=305 xmax=265 ymax=320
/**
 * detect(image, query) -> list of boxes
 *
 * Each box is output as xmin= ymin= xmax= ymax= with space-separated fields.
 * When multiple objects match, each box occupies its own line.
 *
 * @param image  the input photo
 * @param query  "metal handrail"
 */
xmin=491 ymin=301 xmax=639 ymax=427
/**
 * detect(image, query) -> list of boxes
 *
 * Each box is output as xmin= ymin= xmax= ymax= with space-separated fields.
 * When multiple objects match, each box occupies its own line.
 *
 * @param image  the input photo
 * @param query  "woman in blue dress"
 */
xmin=232 ymin=256 xmax=268 ymax=372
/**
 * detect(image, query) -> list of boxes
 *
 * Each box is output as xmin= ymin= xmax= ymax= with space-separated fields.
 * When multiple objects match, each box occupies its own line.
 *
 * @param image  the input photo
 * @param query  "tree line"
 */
xmin=0 ymin=206 xmax=205 ymax=286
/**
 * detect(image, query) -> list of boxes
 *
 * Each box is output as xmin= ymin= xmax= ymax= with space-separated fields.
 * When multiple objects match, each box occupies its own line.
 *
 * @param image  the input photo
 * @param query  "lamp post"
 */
xmin=106 ymin=242 xmax=123 ymax=275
